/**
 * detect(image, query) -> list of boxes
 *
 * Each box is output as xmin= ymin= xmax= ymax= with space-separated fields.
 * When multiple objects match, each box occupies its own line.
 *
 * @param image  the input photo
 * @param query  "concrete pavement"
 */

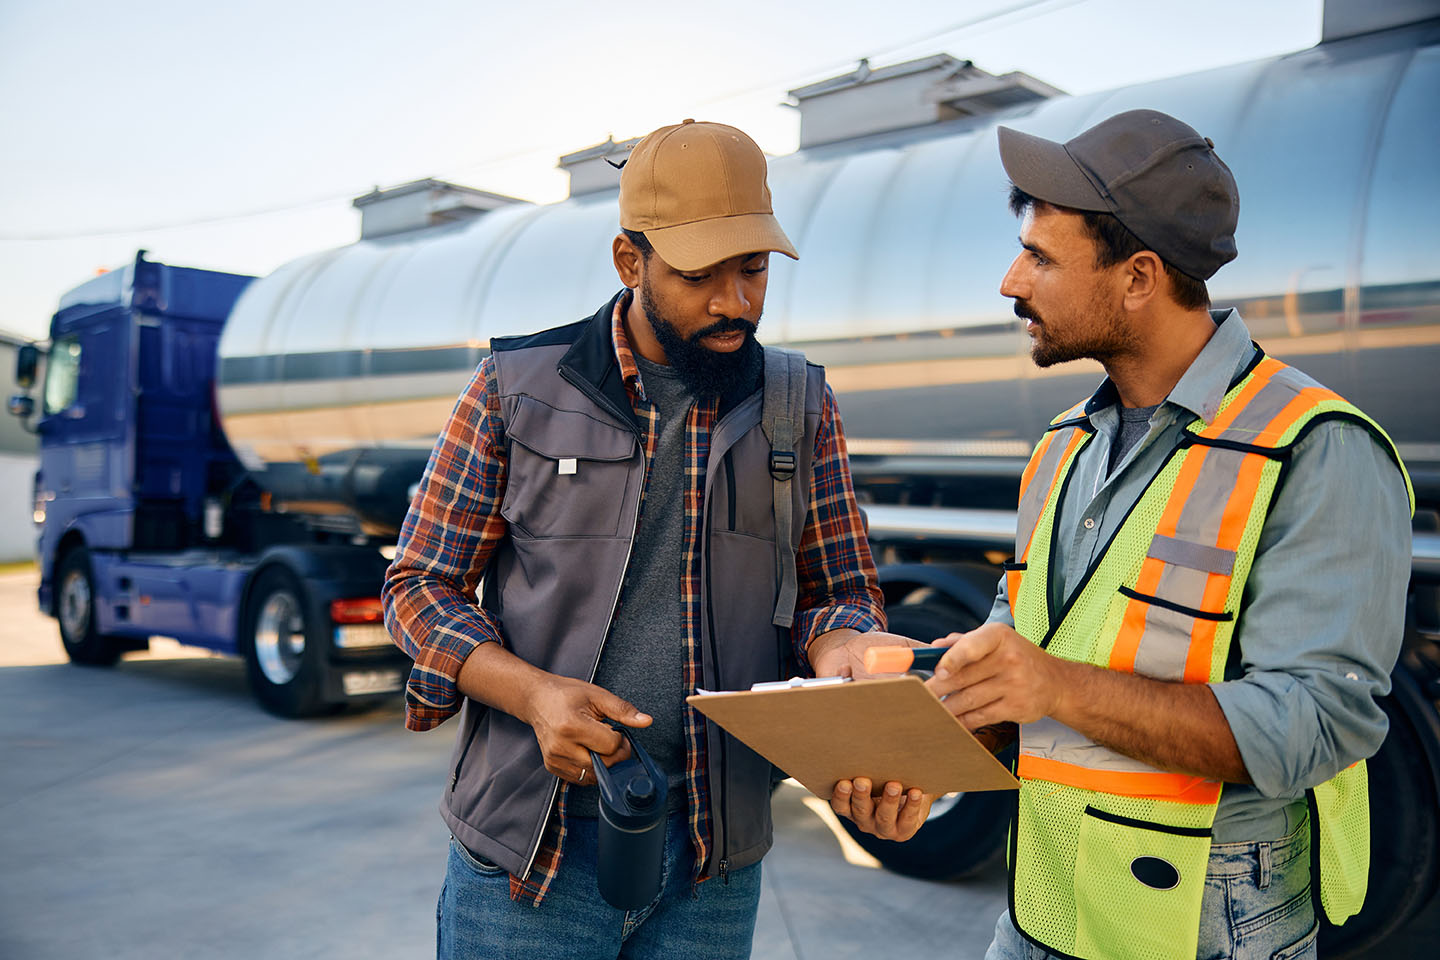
xmin=0 ymin=569 xmax=1006 ymax=959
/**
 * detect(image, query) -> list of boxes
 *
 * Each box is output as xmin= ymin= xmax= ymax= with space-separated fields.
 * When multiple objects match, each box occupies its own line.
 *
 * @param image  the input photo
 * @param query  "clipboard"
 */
xmin=686 ymin=675 xmax=1019 ymax=799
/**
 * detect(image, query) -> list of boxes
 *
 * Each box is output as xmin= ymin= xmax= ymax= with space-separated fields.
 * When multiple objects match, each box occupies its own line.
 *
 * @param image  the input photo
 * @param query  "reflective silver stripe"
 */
xmin=1150 ymin=563 xmax=1213 ymax=620
xmin=1015 ymin=428 xmax=1084 ymax=558
xmin=1122 ymin=447 xmax=1250 ymax=681
xmin=1020 ymin=717 xmax=1162 ymax=775
xmin=1132 ymin=599 xmax=1204 ymax=682
xmin=1205 ymin=365 xmax=1321 ymax=445
xmin=1174 ymin=445 xmax=1250 ymax=548
xmin=1148 ymin=533 xmax=1236 ymax=575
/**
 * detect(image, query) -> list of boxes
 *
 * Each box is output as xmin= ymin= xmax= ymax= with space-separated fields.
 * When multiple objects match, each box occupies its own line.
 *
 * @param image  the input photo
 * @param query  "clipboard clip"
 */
xmin=748 ymin=675 xmax=853 ymax=691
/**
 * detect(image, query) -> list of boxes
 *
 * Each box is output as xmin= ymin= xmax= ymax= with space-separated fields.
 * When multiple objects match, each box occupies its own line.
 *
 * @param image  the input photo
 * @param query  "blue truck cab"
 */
xmin=11 ymin=252 xmax=410 ymax=716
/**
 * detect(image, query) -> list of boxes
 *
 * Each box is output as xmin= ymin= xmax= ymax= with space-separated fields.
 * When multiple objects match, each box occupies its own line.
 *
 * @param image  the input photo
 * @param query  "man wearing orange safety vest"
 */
xmin=925 ymin=110 xmax=1414 ymax=960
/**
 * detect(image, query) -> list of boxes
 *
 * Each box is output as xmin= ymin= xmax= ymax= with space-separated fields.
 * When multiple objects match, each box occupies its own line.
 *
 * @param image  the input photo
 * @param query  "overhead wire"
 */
xmin=0 ymin=0 xmax=1087 ymax=245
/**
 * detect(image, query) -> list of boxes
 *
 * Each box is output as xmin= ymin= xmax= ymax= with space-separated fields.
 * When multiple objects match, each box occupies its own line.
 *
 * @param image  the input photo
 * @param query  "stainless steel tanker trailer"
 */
xmin=10 ymin=3 xmax=1438 ymax=954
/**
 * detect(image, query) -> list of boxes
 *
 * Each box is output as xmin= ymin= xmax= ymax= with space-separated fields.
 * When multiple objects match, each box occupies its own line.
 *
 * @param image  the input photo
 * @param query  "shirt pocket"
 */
xmin=499 ymin=395 xmax=638 ymax=540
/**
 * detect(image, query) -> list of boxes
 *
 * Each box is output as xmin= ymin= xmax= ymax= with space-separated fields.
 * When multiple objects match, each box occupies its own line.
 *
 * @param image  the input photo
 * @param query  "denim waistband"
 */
xmin=1206 ymin=815 xmax=1310 ymax=879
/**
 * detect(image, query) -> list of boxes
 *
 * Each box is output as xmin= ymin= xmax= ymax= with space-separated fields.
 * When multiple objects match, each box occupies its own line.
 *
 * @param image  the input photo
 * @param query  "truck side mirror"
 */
xmin=15 ymin=344 xmax=38 ymax=389
xmin=8 ymin=394 xmax=35 ymax=419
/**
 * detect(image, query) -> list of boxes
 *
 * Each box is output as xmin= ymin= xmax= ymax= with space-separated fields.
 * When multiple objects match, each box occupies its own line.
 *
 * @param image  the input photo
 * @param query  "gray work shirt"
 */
xmin=988 ymin=309 xmax=1412 ymax=842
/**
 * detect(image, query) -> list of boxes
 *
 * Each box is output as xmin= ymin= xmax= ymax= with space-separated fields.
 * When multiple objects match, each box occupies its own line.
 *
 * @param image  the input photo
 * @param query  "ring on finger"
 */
xmin=577 ymin=767 xmax=587 ymax=784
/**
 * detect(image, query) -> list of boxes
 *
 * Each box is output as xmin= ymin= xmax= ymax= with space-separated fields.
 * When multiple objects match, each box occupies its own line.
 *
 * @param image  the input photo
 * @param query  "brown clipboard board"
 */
xmin=686 ymin=675 xmax=1019 ymax=799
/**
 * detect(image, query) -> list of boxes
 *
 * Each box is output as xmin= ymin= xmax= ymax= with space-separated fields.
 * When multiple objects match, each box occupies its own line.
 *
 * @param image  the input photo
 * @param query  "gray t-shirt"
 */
xmin=569 ymin=355 xmax=692 ymax=817
xmin=1108 ymin=402 xmax=1159 ymax=475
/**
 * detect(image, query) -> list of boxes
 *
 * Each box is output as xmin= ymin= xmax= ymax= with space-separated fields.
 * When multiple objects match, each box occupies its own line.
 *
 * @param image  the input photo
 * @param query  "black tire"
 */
xmin=55 ymin=547 xmax=122 ymax=667
xmin=239 ymin=567 xmax=330 ymax=718
xmin=837 ymin=599 xmax=1012 ymax=879
xmin=1318 ymin=680 xmax=1440 ymax=958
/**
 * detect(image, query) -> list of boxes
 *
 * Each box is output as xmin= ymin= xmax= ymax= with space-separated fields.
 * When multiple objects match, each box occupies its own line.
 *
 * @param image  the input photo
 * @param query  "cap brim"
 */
xmin=997 ymin=126 xmax=1109 ymax=213
xmin=644 ymin=212 xmax=799 ymax=271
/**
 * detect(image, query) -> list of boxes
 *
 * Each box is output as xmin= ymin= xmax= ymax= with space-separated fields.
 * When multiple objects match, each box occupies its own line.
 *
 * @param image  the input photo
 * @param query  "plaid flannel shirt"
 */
xmin=384 ymin=294 xmax=884 ymax=904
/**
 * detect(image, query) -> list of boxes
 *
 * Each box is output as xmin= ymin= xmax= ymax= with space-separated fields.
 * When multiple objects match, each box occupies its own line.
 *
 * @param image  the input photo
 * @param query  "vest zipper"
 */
xmin=705 ymin=523 xmax=730 ymax=882
xmin=521 ymin=367 xmax=647 ymax=882
xmin=724 ymin=450 xmax=737 ymax=531
xmin=450 ymin=709 xmax=477 ymax=792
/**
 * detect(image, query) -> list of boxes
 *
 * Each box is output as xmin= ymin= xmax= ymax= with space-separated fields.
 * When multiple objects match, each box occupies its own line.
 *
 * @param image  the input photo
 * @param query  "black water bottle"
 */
xmin=589 ymin=730 xmax=667 ymax=910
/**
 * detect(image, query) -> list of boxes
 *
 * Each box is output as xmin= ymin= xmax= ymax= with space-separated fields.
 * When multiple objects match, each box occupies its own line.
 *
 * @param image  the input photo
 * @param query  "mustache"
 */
xmin=689 ymin=317 xmax=757 ymax=343
xmin=1013 ymin=299 xmax=1041 ymax=323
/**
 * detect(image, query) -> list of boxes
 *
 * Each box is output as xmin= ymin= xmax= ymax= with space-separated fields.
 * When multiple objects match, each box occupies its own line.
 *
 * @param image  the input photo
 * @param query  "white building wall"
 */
xmin=0 ymin=453 xmax=36 ymax=563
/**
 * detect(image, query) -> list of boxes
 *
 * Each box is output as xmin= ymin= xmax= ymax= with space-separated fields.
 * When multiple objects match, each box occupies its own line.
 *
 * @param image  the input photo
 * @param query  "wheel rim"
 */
xmin=254 ymin=590 xmax=305 ymax=685
xmin=59 ymin=568 xmax=91 ymax=643
xmin=927 ymin=792 xmax=963 ymax=820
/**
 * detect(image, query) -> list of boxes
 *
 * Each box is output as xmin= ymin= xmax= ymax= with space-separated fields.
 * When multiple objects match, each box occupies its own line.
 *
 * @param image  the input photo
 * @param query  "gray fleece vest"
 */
xmin=440 ymin=292 xmax=826 ymax=882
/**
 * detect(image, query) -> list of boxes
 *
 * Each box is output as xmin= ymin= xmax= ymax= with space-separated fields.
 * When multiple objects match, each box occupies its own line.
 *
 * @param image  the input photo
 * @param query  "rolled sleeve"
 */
xmin=382 ymin=357 xmax=509 ymax=731
xmin=985 ymin=570 xmax=1015 ymax=628
xmin=1209 ymin=421 xmax=1411 ymax=798
xmin=792 ymin=384 xmax=886 ymax=670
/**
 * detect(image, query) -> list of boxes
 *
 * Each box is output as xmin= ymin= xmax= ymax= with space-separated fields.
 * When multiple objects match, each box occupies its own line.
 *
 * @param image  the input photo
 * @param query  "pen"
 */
xmin=864 ymin=646 xmax=945 ymax=674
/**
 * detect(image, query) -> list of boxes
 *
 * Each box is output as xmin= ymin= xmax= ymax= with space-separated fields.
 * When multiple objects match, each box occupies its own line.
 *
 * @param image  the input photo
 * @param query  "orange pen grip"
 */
xmin=863 ymin=646 xmax=917 ymax=674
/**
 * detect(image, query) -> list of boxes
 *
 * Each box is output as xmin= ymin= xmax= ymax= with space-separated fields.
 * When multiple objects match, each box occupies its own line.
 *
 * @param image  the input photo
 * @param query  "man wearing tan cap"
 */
xmin=383 ymin=119 xmax=924 ymax=958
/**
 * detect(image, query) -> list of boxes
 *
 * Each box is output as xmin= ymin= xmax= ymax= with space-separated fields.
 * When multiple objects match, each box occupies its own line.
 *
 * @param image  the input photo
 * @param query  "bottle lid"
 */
xmin=625 ymin=775 xmax=656 ymax=809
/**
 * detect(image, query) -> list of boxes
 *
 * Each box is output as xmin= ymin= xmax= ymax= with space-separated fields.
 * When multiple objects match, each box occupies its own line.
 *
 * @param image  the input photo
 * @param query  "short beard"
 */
xmin=1016 ymin=290 xmax=1135 ymax=368
xmin=639 ymin=277 xmax=763 ymax=399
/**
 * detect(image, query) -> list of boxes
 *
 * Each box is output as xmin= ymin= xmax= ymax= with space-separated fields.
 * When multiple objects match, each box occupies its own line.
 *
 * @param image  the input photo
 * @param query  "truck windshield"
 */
xmin=43 ymin=338 xmax=81 ymax=415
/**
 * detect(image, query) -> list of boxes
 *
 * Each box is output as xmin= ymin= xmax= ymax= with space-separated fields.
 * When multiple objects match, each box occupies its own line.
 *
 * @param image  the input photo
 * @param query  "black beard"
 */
xmin=1016 ymin=297 xmax=1133 ymax=368
xmin=640 ymin=280 xmax=763 ymax=399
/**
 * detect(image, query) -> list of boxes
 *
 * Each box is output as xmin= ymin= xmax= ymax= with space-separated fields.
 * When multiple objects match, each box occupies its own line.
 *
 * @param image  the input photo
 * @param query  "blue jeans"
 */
xmin=437 ymin=814 xmax=762 ymax=960
xmin=985 ymin=819 xmax=1318 ymax=959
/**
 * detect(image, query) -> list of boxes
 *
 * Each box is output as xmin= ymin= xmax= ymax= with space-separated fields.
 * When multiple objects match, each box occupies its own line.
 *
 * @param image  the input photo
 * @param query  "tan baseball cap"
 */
xmin=620 ymin=119 xmax=798 ymax=271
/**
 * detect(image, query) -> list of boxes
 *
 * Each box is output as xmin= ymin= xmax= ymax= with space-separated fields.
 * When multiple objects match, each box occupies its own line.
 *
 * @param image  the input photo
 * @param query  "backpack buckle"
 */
xmin=769 ymin=451 xmax=796 ymax=480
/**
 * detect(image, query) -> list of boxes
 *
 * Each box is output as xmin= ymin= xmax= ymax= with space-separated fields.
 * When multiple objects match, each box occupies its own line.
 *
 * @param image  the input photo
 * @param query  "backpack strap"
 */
xmin=761 ymin=346 xmax=808 ymax=628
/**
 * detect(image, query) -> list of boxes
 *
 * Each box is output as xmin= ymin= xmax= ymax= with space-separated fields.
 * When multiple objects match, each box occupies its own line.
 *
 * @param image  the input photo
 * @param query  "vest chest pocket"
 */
xmin=1073 ymin=805 xmax=1212 ymax=960
xmin=499 ymin=396 xmax=639 ymax=540
xmin=1109 ymin=534 xmax=1238 ymax=683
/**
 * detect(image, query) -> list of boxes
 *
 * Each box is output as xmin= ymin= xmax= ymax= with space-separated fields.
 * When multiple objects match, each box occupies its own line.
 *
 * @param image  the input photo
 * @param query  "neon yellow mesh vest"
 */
xmin=1005 ymin=353 xmax=1414 ymax=960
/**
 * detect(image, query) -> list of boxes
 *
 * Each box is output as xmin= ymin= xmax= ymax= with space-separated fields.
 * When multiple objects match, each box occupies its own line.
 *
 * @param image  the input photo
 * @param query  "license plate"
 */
xmin=334 ymin=624 xmax=393 ymax=649
xmin=342 ymin=669 xmax=403 ymax=696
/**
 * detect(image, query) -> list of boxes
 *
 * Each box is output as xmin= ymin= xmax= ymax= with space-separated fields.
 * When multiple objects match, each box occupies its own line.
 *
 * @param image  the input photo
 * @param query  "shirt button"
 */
xmin=1083 ymin=518 xmax=1096 ymax=530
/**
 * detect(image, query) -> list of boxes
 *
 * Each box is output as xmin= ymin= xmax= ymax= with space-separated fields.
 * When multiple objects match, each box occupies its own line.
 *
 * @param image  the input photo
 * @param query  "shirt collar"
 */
xmin=1083 ymin=308 xmax=1256 ymax=425
xmin=610 ymin=289 xmax=647 ymax=403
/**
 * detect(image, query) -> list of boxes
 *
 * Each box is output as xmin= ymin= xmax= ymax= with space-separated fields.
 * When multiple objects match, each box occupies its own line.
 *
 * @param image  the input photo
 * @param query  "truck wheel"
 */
xmin=240 ymin=567 xmax=328 ymax=718
xmin=836 ymin=599 xmax=1011 ymax=878
xmin=55 ymin=548 xmax=121 ymax=667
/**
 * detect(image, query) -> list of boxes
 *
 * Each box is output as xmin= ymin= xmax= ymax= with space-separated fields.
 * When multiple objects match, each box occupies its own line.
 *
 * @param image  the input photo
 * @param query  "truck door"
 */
xmin=38 ymin=309 xmax=134 ymax=549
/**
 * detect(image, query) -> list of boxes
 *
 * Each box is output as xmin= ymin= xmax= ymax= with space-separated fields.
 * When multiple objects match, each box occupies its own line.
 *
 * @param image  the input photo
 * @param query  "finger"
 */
xmin=543 ymin=754 xmax=589 ymax=784
xmin=830 ymin=779 xmax=855 ymax=820
xmin=848 ymin=777 xmax=876 ymax=827
xmin=934 ymin=629 xmax=1002 ymax=678
xmin=924 ymin=670 xmax=964 ymax=700
xmin=595 ymin=690 xmax=652 ymax=729
xmin=945 ymin=676 xmax=1011 ymax=724
xmin=894 ymin=789 xmax=929 ymax=841
xmin=933 ymin=632 xmax=965 ymax=648
xmin=935 ymin=648 xmax=1007 ymax=694
xmin=871 ymin=782 xmax=903 ymax=838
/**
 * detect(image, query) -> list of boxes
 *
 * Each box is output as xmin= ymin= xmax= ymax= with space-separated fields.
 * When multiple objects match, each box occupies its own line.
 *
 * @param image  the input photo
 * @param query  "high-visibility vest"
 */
xmin=1006 ymin=352 xmax=1414 ymax=960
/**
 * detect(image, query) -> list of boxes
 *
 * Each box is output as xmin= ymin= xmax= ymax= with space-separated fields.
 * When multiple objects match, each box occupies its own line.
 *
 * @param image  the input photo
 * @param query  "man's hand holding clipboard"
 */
xmin=687 ymin=636 xmax=1019 ymax=845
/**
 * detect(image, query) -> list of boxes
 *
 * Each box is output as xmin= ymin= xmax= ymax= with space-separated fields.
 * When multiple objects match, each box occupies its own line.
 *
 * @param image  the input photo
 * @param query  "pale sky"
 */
xmin=0 ymin=0 xmax=1323 ymax=341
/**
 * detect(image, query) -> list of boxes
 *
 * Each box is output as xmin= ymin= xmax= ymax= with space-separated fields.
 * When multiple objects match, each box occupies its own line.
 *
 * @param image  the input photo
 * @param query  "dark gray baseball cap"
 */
xmin=997 ymin=109 xmax=1239 ymax=280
